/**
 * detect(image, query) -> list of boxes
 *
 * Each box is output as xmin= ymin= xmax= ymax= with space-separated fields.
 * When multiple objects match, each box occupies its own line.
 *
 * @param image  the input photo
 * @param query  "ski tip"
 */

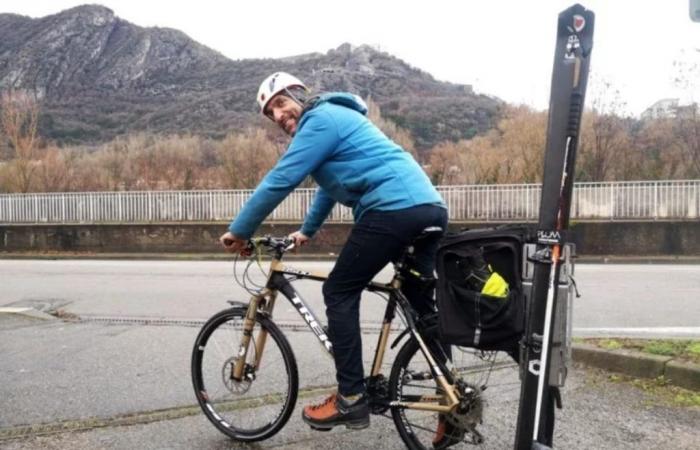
xmin=559 ymin=3 xmax=596 ymax=23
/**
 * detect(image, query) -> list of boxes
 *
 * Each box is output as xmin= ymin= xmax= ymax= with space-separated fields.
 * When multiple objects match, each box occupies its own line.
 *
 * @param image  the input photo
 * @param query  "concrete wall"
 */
xmin=1 ymin=221 xmax=699 ymax=255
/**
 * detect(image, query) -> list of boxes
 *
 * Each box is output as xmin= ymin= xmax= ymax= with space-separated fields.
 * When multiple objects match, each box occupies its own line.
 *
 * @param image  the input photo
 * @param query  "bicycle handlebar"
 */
xmin=249 ymin=236 xmax=296 ymax=253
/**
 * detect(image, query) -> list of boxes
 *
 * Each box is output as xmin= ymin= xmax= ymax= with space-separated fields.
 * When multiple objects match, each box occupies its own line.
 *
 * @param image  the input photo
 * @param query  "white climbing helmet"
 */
xmin=256 ymin=72 xmax=307 ymax=117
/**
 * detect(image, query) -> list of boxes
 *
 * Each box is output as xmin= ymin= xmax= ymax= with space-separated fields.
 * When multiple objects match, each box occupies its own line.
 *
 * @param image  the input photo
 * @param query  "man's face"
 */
xmin=265 ymin=94 xmax=302 ymax=136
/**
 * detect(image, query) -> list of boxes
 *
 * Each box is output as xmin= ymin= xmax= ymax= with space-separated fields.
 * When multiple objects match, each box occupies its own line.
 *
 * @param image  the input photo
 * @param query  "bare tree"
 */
xmin=36 ymin=146 xmax=78 ymax=192
xmin=150 ymin=135 xmax=202 ymax=190
xmin=492 ymin=105 xmax=547 ymax=183
xmin=427 ymin=142 xmax=461 ymax=185
xmin=576 ymin=79 xmax=632 ymax=181
xmin=366 ymin=97 xmax=419 ymax=160
xmin=578 ymin=110 xmax=631 ymax=181
xmin=669 ymin=50 xmax=700 ymax=177
xmin=672 ymin=103 xmax=700 ymax=177
xmin=424 ymin=106 xmax=546 ymax=185
xmin=218 ymin=129 xmax=281 ymax=189
xmin=0 ymin=90 xmax=41 ymax=192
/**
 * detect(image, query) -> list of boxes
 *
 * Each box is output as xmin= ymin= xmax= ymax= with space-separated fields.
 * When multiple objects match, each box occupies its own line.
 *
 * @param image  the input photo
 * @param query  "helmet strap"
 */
xmin=283 ymin=86 xmax=308 ymax=108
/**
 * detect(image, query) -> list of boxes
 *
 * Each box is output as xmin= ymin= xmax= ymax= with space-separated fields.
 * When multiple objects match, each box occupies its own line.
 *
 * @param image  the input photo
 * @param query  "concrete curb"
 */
xmin=572 ymin=343 xmax=700 ymax=391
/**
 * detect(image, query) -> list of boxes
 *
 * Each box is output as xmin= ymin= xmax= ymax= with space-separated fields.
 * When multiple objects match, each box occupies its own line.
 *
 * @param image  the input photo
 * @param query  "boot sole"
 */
xmin=303 ymin=416 xmax=370 ymax=431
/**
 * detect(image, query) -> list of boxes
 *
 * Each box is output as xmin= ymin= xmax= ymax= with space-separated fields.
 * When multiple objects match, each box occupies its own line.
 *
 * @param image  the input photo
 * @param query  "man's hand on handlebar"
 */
xmin=219 ymin=231 xmax=250 ymax=255
xmin=288 ymin=230 xmax=310 ymax=249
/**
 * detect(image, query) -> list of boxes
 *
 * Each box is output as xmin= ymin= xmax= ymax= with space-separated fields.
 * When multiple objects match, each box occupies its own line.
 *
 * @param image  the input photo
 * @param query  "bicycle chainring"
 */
xmin=366 ymin=375 xmax=390 ymax=414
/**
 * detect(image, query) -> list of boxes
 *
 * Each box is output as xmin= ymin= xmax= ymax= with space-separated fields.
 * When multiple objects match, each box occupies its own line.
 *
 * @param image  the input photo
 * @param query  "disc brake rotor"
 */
xmin=222 ymin=357 xmax=252 ymax=394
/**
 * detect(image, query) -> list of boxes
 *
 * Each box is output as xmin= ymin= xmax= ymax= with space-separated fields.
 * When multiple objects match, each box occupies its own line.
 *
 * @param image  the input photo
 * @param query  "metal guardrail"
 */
xmin=0 ymin=180 xmax=698 ymax=224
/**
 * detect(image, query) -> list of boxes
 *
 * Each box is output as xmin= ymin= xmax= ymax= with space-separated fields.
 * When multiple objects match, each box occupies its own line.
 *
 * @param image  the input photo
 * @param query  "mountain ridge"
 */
xmin=0 ymin=5 xmax=503 ymax=150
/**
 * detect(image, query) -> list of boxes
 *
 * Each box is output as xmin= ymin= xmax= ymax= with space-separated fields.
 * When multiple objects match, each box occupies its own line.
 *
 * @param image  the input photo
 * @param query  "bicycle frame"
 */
xmin=233 ymin=251 xmax=461 ymax=414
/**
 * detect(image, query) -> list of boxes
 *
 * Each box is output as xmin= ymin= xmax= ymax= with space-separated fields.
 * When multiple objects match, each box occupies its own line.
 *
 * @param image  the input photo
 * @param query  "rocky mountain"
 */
xmin=0 ymin=4 xmax=503 ymax=150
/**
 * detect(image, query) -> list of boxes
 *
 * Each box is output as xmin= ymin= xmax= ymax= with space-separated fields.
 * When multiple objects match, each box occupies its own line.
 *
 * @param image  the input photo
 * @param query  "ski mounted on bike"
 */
xmin=514 ymin=4 xmax=595 ymax=450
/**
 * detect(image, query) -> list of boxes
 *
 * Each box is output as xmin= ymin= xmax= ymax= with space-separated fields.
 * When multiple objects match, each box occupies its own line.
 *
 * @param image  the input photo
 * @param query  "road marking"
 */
xmin=574 ymin=327 xmax=700 ymax=337
xmin=75 ymin=315 xmax=396 ymax=333
xmin=15 ymin=314 xmax=700 ymax=338
xmin=0 ymin=307 xmax=33 ymax=313
xmin=0 ymin=307 xmax=56 ymax=320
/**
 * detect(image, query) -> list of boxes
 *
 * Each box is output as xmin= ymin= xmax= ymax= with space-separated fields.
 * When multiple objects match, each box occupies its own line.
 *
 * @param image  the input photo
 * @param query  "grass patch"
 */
xmin=583 ymin=339 xmax=700 ymax=364
xmin=643 ymin=340 xmax=688 ymax=357
xmin=599 ymin=339 xmax=623 ymax=350
xmin=587 ymin=370 xmax=700 ymax=408
xmin=687 ymin=342 xmax=700 ymax=356
xmin=630 ymin=376 xmax=700 ymax=408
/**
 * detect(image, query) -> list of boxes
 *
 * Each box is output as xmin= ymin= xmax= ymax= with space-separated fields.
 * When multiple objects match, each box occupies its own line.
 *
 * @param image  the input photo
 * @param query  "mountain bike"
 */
xmin=191 ymin=233 xmax=521 ymax=449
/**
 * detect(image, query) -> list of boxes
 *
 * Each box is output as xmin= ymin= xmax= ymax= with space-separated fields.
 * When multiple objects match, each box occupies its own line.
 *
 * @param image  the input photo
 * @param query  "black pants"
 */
xmin=322 ymin=204 xmax=448 ymax=396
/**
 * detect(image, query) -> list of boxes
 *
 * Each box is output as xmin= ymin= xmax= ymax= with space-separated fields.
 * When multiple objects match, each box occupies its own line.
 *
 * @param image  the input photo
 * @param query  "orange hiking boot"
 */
xmin=302 ymin=393 xmax=370 ymax=431
xmin=433 ymin=414 xmax=464 ymax=449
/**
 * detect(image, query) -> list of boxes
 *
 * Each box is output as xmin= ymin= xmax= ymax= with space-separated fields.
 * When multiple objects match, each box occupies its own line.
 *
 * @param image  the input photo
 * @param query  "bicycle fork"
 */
xmin=231 ymin=289 xmax=277 ymax=382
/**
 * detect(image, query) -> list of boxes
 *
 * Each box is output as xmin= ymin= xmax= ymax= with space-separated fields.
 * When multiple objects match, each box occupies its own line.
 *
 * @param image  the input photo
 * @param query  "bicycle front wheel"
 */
xmin=191 ymin=307 xmax=298 ymax=441
xmin=389 ymin=337 xmax=521 ymax=449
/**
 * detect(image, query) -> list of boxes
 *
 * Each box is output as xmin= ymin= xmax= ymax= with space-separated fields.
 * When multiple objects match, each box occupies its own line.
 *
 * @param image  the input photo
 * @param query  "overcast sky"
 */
xmin=4 ymin=1 xmax=700 ymax=116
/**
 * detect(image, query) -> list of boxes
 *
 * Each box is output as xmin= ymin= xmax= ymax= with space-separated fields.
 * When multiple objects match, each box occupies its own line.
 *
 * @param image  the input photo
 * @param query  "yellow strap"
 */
xmin=482 ymin=272 xmax=509 ymax=298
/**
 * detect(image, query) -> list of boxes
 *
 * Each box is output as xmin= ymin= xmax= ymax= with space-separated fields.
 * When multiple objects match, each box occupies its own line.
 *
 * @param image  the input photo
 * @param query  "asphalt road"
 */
xmin=1 ymin=314 xmax=699 ymax=450
xmin=1 ymin=259 xmax=699 ymax=449
xmin=1 ymin=260 xmax=699 ymax=337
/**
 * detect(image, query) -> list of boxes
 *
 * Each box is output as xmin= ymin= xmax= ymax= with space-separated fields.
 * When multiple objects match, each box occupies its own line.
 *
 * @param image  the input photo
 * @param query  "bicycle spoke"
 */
xmin=390 ymin=337 xmax=521 ymax=449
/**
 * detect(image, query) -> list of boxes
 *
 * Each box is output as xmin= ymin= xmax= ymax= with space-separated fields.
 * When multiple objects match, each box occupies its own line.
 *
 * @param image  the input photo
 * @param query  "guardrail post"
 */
xmin=118 ymin=192 xmax=123 ymax=222
xmin=654 ymin=181 xmax=658 ymax=220
xmin=486 ymin=187 xmax=490 ymax=221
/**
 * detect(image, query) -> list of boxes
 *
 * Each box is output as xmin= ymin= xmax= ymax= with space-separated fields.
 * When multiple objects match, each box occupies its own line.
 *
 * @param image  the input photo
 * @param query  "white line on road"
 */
xmin=0 ymin=307 xmax=33 ymax=313
xmin=574 ymin=327 xmax=700 ymax=338
xmin=41 ymin=314 xmax=700 ymax=338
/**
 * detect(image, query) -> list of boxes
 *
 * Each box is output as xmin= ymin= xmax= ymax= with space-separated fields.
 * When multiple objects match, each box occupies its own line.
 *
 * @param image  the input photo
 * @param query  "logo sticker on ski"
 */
xmin=537 ymin=230 xmax=563 ymax=245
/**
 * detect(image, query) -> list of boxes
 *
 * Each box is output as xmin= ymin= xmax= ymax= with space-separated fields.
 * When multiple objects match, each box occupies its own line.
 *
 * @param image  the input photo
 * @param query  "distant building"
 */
xmin=641 ymin=98 xmax=679 ymax=120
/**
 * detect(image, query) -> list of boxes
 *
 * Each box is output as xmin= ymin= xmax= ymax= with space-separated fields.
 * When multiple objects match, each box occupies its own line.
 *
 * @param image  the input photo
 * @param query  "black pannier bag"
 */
xmin=435 ymin=225 xmax=531 ymax=354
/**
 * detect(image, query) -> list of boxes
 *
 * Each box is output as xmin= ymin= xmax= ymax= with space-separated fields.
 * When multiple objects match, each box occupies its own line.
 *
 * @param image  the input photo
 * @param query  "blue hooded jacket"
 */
xmin=228 ymin=93 xmax=445 ymax=238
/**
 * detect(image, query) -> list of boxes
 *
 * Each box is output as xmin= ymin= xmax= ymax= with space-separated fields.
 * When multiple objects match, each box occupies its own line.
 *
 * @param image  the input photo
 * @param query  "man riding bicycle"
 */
xmin=220 ymin=72 xmax=456 ymax=447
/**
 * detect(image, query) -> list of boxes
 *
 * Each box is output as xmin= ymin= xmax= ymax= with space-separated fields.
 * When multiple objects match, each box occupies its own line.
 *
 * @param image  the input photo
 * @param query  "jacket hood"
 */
xmin=304 ymin=92 xmax=368 ymax=116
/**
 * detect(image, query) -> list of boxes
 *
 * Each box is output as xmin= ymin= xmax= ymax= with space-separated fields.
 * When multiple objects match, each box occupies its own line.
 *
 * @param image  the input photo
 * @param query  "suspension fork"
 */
xmin=231 ymin=292 xmax=262 ymax=381
xmin=253 ymin=289 xmax=278 ymax=369
xmin=231 ymin=257 xmax=282 ymax=381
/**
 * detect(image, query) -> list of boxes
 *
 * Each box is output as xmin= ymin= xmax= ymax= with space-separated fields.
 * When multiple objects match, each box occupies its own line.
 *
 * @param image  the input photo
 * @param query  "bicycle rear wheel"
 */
xmin=191 ymin=307 xmax=298 ymax=441
xmin=389 ymin=337 xmax=521 ymax=449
